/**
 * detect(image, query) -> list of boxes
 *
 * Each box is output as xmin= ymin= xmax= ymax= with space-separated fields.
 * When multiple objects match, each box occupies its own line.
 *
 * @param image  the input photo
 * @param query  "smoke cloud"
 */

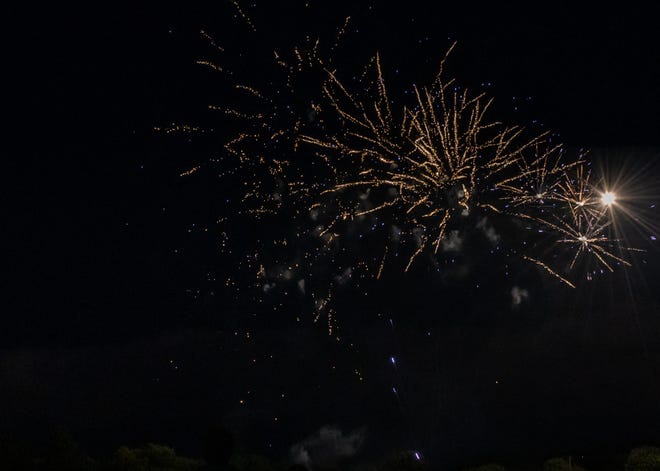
xmin=476 ymin=217 xmax=501 ymax=245
xmin=290 ymin=425 xmax=366 ymax=469
xmin=511 ymin=285 xmax=529 ymax=307
xmin=441 ymin=230 xmax=463 ymax=252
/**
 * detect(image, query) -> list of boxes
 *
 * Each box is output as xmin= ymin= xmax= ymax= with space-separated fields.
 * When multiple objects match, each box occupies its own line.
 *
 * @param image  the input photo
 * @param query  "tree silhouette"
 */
xmin=107 ymin=443 xmax=202 ymax=471
xmin=625 ymin=447 xmax=660 ymax=471
xmin=542 ymin=457 xmax=587 ymax=471
xmin=463 ymin=464 xmax=506 ymax=471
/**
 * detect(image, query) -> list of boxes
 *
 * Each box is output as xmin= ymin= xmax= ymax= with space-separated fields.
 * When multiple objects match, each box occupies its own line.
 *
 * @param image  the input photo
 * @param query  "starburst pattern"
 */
xmin=163 ymin=4 xmax=648 ymax=333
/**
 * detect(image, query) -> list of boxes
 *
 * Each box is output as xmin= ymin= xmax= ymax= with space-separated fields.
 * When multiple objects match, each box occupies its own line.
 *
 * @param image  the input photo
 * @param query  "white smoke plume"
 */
xmin=391 ymin=225 xmax=402 ymax=243
xmin=511 ymin=285 xmax=529 ymax=307
xmin=290 ymin=425 xmax=366 ymax=470
xmin=476 ymin=217 xmax=501 ymax=245
xmin=441 ymin=230 xmax=463 ymax=252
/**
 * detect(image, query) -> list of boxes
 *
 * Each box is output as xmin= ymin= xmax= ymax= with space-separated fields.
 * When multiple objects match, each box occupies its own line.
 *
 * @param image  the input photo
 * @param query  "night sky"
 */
xmin=7 ymin=2 xmax=660 ymax=469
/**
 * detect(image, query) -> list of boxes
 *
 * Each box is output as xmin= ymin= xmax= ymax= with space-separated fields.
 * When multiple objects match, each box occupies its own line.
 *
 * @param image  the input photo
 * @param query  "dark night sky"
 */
xmin=6 ymin=2 xmax=660 ymax=469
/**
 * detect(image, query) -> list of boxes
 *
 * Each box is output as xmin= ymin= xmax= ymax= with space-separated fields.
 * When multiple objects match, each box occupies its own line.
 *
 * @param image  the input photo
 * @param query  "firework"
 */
xmin=164 ymin=3 xmax=647 ymax=333
xmin=291 ymin=41 xmax=642 ymax=287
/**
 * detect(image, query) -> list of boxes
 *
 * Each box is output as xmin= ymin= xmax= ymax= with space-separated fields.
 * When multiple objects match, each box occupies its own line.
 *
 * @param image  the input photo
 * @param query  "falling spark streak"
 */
xmin=230 ymin=0 xmax=257 ymax=32
xmin=376 ymin=246 xmax=388 ymax=280
xmin=522 ymin=255 xmax=576 ymax=288
xmin=200 ymin=30 xmax=224 ymax=52
xmin=195 ymin=60 xmax=224 ymax=73
xmin=180 ymin=166 xmax=201 ymax=177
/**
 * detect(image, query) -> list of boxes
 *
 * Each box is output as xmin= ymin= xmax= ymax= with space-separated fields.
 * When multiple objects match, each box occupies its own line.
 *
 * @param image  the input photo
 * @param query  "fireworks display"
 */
xmin=162 ymin=1 xmax=655 ymax=337
xmin=10 ymin=3 xmax=660 ymax=469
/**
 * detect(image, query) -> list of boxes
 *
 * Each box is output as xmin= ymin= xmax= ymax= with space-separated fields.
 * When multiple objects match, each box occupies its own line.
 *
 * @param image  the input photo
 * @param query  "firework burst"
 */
xmin=164 ymin=4 xmax=649 ymax=332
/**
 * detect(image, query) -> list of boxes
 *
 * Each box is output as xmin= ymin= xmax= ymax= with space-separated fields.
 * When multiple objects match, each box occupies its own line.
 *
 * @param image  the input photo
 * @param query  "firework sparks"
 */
xmin=165 ymin=4 xmax=648 ymax=330
xmin=297 ymin=43 xmax=558 ymax=278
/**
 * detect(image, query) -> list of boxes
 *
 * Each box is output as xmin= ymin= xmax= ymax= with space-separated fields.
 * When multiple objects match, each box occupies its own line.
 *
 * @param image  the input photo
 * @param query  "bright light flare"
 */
xmin=601 ymin=191 xmax=616 ymax=206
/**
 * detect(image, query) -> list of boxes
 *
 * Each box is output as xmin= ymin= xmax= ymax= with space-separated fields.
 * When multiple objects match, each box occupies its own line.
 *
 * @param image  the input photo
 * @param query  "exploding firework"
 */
xmin=286 ymin=42 xmax=640 ymax=290
xmin=164 ymin=2 xmax=648 ymax=333
xmin=154 ymin=8 xmax=660 ymax=462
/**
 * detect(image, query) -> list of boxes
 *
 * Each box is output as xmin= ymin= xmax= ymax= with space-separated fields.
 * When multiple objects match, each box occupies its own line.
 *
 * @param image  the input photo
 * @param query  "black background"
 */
xmin=6 ymin=2 xmax=660 ymax=469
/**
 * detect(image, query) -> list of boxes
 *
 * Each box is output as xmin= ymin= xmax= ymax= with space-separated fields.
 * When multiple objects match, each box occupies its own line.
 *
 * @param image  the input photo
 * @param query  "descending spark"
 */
xmin=230 ymin=0 xmax=257 ymax=32
xmin=522 ymin=255 xmax=576 ymax=289
xmin=180 ymin=165 xmax=201 ymax=177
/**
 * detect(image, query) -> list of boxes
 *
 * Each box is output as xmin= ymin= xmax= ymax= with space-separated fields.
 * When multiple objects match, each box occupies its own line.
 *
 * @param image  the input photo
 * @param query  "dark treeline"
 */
xmin=1 ymin=428 xmax=659 ymax=471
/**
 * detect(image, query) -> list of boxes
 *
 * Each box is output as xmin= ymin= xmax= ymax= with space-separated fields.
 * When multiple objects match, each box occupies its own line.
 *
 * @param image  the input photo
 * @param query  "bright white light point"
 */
xmin=578 ymin=235 xmax=588 ymax=244
xmin=601 ymin=191 xmax=616 ymax=206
